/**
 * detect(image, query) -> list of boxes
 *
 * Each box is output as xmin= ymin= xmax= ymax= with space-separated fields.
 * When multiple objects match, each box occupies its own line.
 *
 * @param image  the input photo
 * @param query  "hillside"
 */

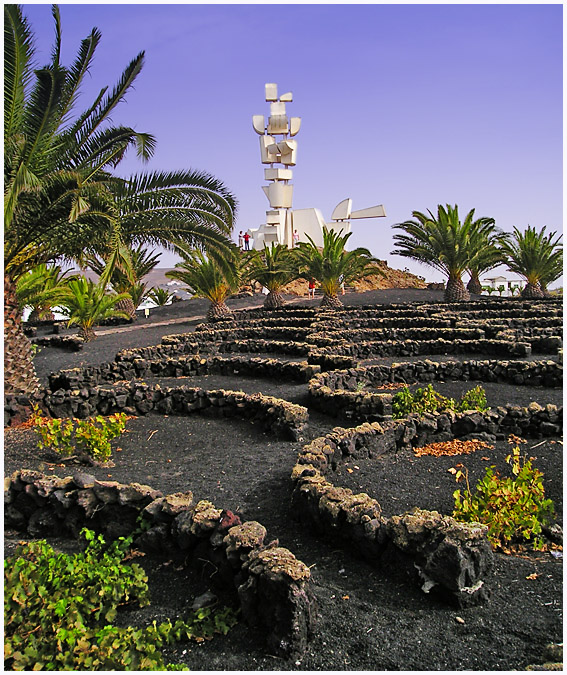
xmin=281 ymin=262 xmax=426 ymax=296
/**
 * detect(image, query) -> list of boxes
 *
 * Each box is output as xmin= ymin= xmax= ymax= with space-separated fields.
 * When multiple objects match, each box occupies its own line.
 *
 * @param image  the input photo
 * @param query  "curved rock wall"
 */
xmin=4 ymin=470 xmax=316 ymax=658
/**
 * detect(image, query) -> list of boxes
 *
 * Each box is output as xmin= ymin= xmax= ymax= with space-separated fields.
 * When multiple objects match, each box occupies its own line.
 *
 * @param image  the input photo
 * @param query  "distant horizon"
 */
xmin=69 ymin=262 xmax=527 ymax=290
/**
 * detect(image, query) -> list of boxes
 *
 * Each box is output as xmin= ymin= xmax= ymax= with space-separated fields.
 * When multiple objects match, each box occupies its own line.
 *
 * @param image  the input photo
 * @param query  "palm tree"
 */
xmin=294 ymin=227 xmax=382 ymax=309
xmin=129 ymin=282 xmax=149 ymax=311
xmin=500 ymin=226 xmax=563 ymax=299
xmin=537 ymin=236 xmax=563 ymax=297
xmin=84 ymin=244 xmax=161 ymax=318
xmin=15 ymin=264 xmax=75 ymax=324
xmin=57 ymin=277 xmax=130 ymax=341
xmin=147 ymin=287 xmax=175 ymax=306
xmin=392 ymin=204 xmax=495 ymax=302
xmin=4 ymin=5 xmax=236 ymax=397
xmin=4 ymin=4 xmax=153 ymax=396
xmin=166 ymin=248 xmax=240 ymax=322
xmin=466 ymin=222 xmax=508 ymax=295
xmin=246 ymin=244 xmax=298 ymax=309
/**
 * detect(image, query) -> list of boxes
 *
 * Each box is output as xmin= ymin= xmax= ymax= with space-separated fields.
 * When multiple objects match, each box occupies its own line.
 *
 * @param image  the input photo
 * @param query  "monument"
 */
xmin=248 ymin=83 xmax=386 ymax=249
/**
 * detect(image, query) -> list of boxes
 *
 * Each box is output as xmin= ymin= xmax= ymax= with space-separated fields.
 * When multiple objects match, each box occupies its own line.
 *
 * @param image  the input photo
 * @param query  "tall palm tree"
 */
xmin=294 ymin=227 xmax=382 ymax=309
xmin=4 ymin=4 xmax=154 ymax=396
xmin=392 ymin=204 xmax=495 ymax=302
xmin=466 ymin=222 xmax=509 ymax=295
xmin=4 ymin=5 xmax=236 ymax=398
xmin=166 ymin=248 xmax=240 ymax=322
xmin=500 ymin=226 xmax=563 ymax=299
xmin=246 ymin=244 xmax=298 ymax=309
xmin=56 ymin=277 xmax=130 ymax=341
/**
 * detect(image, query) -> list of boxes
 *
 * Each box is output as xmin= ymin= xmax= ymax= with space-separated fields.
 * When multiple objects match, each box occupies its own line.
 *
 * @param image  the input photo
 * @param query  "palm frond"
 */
xmin=4 ymin=4 xmax=36 ymax=138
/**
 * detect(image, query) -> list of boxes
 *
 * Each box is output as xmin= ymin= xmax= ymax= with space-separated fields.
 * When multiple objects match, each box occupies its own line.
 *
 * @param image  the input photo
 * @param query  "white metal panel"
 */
xmin=289 ymin=117 xmax=301 ymax=136
xmin=265 ymin=83 xmax=278 ymax=101
xmin=265 ymin=183 xmax=293 ymax=208
xmin=259 ymin=135 xmax=278 ymax=163
xmin=331 ymin=198 xmax=352 ymax=221
xmin=252 ymin=115 xmax=265 ymax=134
xmin=267 ymin=114 xmax=289 ymax=134
xmin=264 ymin=168 xmax=293 ymax=180
xmin=349 ymin=205 xmax=387 ymax=219
xmin=290 ymin=208 xmax=327 ymax=248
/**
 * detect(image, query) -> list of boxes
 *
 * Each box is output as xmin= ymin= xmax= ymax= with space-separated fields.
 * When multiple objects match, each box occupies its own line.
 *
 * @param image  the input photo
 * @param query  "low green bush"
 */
xmin=4 ymin=529 xmax=237 ymax=671
xmin=392 ymin=383 xmax=488 ymax=419
xmin=32 ymin=409 xmax=127 ymax=463
xmin=457 ymin=385 xmax=488 ymax=412
xmin=452 ymin=445 xmax=555 ymax=551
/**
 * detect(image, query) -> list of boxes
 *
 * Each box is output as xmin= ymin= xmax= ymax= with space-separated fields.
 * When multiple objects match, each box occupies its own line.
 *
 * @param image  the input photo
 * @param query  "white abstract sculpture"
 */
xmin=248 ymin=84 xmax=386 ymax=250
xmin=250 ymin=83 xmax=300 ymax=248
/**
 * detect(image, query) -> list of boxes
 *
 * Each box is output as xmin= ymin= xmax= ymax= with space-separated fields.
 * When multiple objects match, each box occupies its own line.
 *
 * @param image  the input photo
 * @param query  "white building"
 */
xmin=482 ymin=275 xmax=524 ymax=296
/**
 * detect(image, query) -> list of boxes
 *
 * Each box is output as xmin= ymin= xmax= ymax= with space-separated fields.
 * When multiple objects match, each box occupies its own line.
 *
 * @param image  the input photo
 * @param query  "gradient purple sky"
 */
xmin=21 ymin=3 xmax=563 ymax=284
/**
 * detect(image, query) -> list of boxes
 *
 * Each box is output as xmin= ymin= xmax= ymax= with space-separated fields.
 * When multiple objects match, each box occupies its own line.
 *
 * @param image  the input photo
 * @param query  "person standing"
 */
xmin=293 ymin=229 xmax=299 ymax=247
xmin=238 ymin=231 xmax=244 ymax=249
xmin=243 ymin=231 xmax=250 ymax=250
xmin=308 ymin=278 xmax=316 ymax=299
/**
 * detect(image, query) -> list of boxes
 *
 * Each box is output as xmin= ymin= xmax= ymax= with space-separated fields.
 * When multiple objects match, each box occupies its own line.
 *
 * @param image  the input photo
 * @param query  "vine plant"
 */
xmin=32 ymin=408 xmax=127 ymax=463
xmin=452 ymin=444 xmax=555 ymax=551
xmin=4 ymin=529 xmax=238 ymax=670
xmin=392 ymin=384 xmax=488 ymax=419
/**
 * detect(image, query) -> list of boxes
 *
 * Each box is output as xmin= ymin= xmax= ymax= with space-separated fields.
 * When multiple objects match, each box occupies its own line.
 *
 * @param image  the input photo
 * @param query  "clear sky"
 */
xmin=20 ymin=2 xmax=563 ymax=285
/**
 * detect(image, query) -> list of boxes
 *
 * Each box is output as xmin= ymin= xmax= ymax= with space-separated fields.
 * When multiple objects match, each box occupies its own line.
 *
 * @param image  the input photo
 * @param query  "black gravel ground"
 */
xmin=5 ymin=289 xmax=563 ymax=671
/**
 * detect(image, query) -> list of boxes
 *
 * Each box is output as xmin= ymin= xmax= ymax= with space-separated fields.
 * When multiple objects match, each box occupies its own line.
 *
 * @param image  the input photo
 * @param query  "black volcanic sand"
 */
xmin=5 ymin=289 xmax=563 ymax=671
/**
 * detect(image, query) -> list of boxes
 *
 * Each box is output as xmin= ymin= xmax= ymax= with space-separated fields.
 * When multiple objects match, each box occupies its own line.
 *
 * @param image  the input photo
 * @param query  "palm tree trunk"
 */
xmin=444 ymin=275 xmax=470 ymax=302
xmin=521 ymin=282 xmax=544 ymax=299
xmin=78 ymin=325 xmax=97 ymax=341
xmin=320 ymin=293 xmax=343 ymax=310
xmin=466 ymin=273 xmax=483 ymax=295
xmin=4 ymin=275 xmax=41 ymax=397
xmin=115 ymin=296 xmax=137 ymax=319
xmin=207 ymin=301 xmax=232 ymax=322
xmin=263 ymin=291 xmax=285 ymax=310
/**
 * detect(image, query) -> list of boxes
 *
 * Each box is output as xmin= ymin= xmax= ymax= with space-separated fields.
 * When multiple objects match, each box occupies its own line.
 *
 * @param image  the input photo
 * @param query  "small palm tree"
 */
xmin=57 ymin=278 xmax=130 ymax=341
xmin=246 ymin=244 xmax=298 ymax=309
xmin=147 ymin=287 xmax=175 ymax=306
xmin=392 ymin=204 xmax=496 ymax=302
xmin=16 ymin=265 xmax=75 ymax=324
xmin=84 ymin=244 xmax=161 ymax=318
xmin=166 ymin=249 xmax=240 ymax=321
xmin=500 ymin=226 xmax=563 ymax=299
xmin=466 ymin=222 xmax=508 ymax=295
xmin=294 ymin=227 xmax=382 ymax=309
xmin=128 ymin=282 xmax=149 ymax=311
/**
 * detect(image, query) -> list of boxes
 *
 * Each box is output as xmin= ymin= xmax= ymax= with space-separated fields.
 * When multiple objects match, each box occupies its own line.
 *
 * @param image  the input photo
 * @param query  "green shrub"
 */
xmin=32 ymin=409 xmax=127 ymax=463
xmin=452 ymin=445 xmax=555 ymax=551
xmin=456 ymin=385 xmax=488 ymax=412
xmin=4 ymin=529 xmax=238 ymax=671
xmin=392 ymin=384 xmax=454 ymax=418
xmin=392 ymin=384 xmax=488 ymax=419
